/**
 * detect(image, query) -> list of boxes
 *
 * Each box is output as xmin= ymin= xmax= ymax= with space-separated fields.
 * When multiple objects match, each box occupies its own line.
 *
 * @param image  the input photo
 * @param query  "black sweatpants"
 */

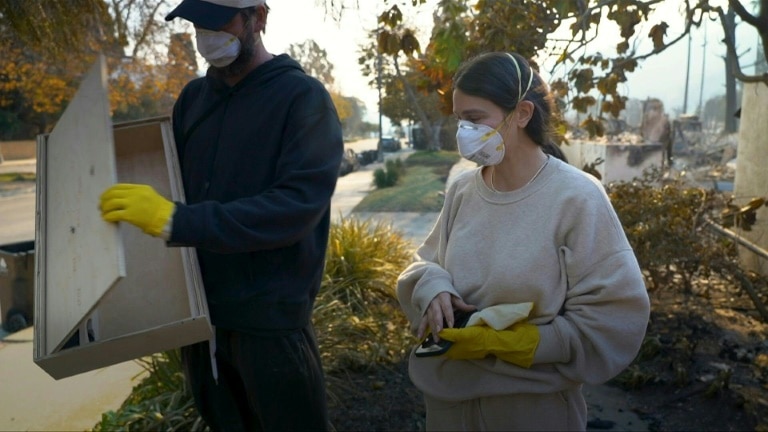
xmin=181 ymin=325 xmax=328 ymax=431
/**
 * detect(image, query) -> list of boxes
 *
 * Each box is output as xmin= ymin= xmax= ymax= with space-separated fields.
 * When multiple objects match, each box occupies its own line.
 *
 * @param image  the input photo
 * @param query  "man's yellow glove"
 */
xmin=438 ymin=322 xmax=540 ymax=368
xmin=100 ymin=183 xmax=174 ymax=237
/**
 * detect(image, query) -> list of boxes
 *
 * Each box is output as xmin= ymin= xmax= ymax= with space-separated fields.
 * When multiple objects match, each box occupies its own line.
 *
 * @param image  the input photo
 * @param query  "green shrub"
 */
xmin=316 ymin=216 xmax=415 ymax=371
xmin=373 ymin=158 xmax=406 ymax=188
xmin=0 ymin=172 xmax=35 ymax=182
xmin=92 ymin=350 xmax=208 ymax=431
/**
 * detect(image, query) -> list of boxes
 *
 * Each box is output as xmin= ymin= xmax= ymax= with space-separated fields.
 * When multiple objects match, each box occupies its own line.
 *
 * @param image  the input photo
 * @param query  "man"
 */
xmin=99 ymin=0 xmax=344 ymax=430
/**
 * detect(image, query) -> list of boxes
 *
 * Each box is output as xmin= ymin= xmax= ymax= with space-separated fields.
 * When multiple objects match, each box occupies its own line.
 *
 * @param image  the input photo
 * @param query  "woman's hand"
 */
xmin=417 ymin=292 xmax=476 ymax=341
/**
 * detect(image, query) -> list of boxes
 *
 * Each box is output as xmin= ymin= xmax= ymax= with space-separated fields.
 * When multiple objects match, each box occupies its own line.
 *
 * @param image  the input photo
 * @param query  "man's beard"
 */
xmin=211 ymin=29 xmax=257 ymax=79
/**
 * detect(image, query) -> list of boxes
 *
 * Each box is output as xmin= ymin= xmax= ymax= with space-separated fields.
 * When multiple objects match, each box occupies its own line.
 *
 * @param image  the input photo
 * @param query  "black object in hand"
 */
xmin=414 ymin=309 xmax=476 ymax=357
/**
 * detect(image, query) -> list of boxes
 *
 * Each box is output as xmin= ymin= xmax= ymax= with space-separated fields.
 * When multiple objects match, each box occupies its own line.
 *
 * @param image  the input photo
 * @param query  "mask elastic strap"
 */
xmin=506 ymin=53 xmax=534 ymax=103
xmin=488 ymin=110 xmax=516 ymax=139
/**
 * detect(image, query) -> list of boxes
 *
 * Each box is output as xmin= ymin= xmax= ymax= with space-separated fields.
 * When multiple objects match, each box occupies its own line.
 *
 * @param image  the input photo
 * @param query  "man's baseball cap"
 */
xmin=165 ymin=0 xmax=265 ymax=30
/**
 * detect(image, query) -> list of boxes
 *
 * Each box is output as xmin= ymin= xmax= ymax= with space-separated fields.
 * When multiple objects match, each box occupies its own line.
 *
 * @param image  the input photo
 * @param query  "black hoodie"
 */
xmin=168 ymin=54 xmax=343 ymax=332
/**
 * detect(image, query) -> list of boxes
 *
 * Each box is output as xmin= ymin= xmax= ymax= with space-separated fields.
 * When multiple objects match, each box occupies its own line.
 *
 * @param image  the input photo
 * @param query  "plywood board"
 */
xmin=34 ymin=316 xmax=211 ymax=380
xmin=36 ymin=55 xmax=124 ymax=354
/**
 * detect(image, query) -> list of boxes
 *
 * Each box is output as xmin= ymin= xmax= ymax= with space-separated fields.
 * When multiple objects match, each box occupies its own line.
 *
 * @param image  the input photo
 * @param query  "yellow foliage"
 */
xmin=330 ymin=91 xmax=352 ymax=123
xmin=0 ymin=27 xmax=199 ymax=130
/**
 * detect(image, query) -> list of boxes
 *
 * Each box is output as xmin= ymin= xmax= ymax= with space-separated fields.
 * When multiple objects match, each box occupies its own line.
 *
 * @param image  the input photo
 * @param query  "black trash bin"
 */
xmin=0 ymin=240 xmax=35 ymax=333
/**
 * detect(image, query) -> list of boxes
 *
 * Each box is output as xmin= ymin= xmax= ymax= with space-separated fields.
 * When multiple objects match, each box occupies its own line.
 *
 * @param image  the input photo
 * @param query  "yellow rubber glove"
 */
xmin=438 ymin=322 xmax=540 ymax=368
xmin=100 ymin=183 xmax=174 ymax=237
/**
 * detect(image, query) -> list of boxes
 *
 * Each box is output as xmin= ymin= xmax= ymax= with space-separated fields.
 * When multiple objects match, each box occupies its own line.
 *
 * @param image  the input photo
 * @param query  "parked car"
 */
xmin=357 ymin=149 xmax=378 ymax=165
xmin=379 ymin=136 xmax=401 ymax=152
xmin=338 ymin=148 xmax=360 ymax=176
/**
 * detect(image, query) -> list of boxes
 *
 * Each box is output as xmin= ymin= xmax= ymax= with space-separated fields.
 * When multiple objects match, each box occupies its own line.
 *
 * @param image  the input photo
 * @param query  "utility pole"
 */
xmin=683 ymin=31 xmax=692 ymax=114
xmin=376 ymin=29 xmax=384 ymax=163
xmin=756 ymin=32 xmax=768 ymax=74
xmin=697 ymin=19 xmax=707 ymax=117
xmin=724 ymin=7 xmax=738 ymax=133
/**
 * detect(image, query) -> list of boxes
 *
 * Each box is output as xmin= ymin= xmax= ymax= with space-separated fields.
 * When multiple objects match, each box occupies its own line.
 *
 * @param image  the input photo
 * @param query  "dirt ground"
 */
xmin=622 ymin=275 xmax=768 ymax=432
xmin=327 ymin=274 xmax=768 ymax=432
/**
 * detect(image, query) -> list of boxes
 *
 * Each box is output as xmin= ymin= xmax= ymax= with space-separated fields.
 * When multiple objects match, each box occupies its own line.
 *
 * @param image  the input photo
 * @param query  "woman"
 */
xmin=396 ymin=52 xmax=650 ymax=431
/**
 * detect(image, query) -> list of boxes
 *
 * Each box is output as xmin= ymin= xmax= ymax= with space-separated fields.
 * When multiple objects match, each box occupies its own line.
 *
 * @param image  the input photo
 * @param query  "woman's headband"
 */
xmin=507 ymin=53 xmax=534 ymax=104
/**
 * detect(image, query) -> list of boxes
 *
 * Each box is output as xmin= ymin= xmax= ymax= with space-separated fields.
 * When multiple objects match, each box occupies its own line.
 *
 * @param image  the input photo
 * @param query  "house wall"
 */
xmin=561 ymin=139 xmax=664 ymax=184
xmin=733 ymin=82 xmax=768 ymax=277
xmin=0 ymin=141 xmax=36 ymax=161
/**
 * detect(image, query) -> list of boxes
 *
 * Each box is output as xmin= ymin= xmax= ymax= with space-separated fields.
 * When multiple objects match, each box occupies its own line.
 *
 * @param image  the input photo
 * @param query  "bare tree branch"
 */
xmin=716 ymin=5 xmax=768 ymax=85
xmin=130 ymin=1 xmax=166 ymax=59
xmin=728 ymin=0 xmax=761 ymax=27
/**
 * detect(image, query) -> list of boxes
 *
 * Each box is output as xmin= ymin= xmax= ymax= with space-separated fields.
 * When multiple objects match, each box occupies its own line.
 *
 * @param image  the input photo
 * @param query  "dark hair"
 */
xmin=452 ymin=52 xmax=566 ymax=162
xmin=238 ymin=3 xmax=270 ymax=23
xmin=239 ymin=6 xmax=257 ymax=22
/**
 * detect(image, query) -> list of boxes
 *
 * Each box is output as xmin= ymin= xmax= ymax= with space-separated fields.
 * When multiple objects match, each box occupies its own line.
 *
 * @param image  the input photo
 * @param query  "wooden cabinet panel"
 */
xmin=34 ymin=56 xmax=211 ymax=380
xmin=35 ymin=55 xmax=124 ymax=356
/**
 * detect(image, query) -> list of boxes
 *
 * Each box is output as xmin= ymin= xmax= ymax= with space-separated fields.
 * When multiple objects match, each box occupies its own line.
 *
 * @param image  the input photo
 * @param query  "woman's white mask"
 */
xmin=456 ymin=53 xmax=536 ymax=166
xmin=456 ymin=120 xmax=505 ymax=166
xmin=195 ymin=28 xmax=241 ymax=68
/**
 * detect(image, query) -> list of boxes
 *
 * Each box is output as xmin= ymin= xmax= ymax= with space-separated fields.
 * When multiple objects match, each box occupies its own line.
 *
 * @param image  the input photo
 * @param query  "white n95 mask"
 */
xmin=456 ymin=120 xmax=505 ymax=166
xmin=195 ymin=28 xmax=241 ymax=67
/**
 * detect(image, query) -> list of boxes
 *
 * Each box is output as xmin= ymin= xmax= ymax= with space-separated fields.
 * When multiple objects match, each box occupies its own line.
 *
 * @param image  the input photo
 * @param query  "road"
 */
xmin=0 ymin=194 xmax=35 ymax=245
xmin=345 ymin=137 xmax=378 ymax=153
xmin=0 ymin=158 xmax=36 ymax=245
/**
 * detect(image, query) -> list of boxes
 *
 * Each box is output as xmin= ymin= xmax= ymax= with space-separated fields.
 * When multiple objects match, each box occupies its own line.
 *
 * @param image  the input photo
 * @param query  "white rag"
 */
xmin=465 ymin=302 xmax=534 ymax=330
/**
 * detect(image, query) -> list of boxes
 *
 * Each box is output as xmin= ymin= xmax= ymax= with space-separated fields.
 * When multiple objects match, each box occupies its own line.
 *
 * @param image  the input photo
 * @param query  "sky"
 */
xmin=168 ymin=0 xmax=763 ymax=123
xmin=261 ymin=0 xmax=436 ymax=123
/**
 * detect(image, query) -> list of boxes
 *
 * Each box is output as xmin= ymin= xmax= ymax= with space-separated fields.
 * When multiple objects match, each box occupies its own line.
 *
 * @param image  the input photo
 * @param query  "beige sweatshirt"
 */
xmin=396 ymin=157 xmax=650 ymax=401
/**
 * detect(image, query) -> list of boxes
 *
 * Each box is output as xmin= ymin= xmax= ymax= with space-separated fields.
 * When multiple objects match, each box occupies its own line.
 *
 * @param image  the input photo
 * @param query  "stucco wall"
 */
xmin=733 ymin=82 xmax=768 ymax=276
xmin=561 ymin=139 xmax=664 ymax=184
xmin=0 ymin=141 xmax=36 ymax=161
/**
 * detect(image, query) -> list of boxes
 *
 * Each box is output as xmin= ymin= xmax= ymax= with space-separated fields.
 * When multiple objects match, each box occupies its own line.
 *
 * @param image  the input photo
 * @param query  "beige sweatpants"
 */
xmin=423 ymin=386 xmax=587 ymax=431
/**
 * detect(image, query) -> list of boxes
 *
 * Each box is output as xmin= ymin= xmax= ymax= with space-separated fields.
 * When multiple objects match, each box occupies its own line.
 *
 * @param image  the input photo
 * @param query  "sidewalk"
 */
xmin=0 ymin=328 xmax=146 ymax=431
xmin=0 ymin=158 xmax=36 ymax=175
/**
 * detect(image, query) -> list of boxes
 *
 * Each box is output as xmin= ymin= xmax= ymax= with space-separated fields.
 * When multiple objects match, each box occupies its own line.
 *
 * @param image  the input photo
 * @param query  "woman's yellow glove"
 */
xmin=438 ymin=322 xmax=540 ymax=368
xmin=100 ymin=183 xmax=174 ymax=237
